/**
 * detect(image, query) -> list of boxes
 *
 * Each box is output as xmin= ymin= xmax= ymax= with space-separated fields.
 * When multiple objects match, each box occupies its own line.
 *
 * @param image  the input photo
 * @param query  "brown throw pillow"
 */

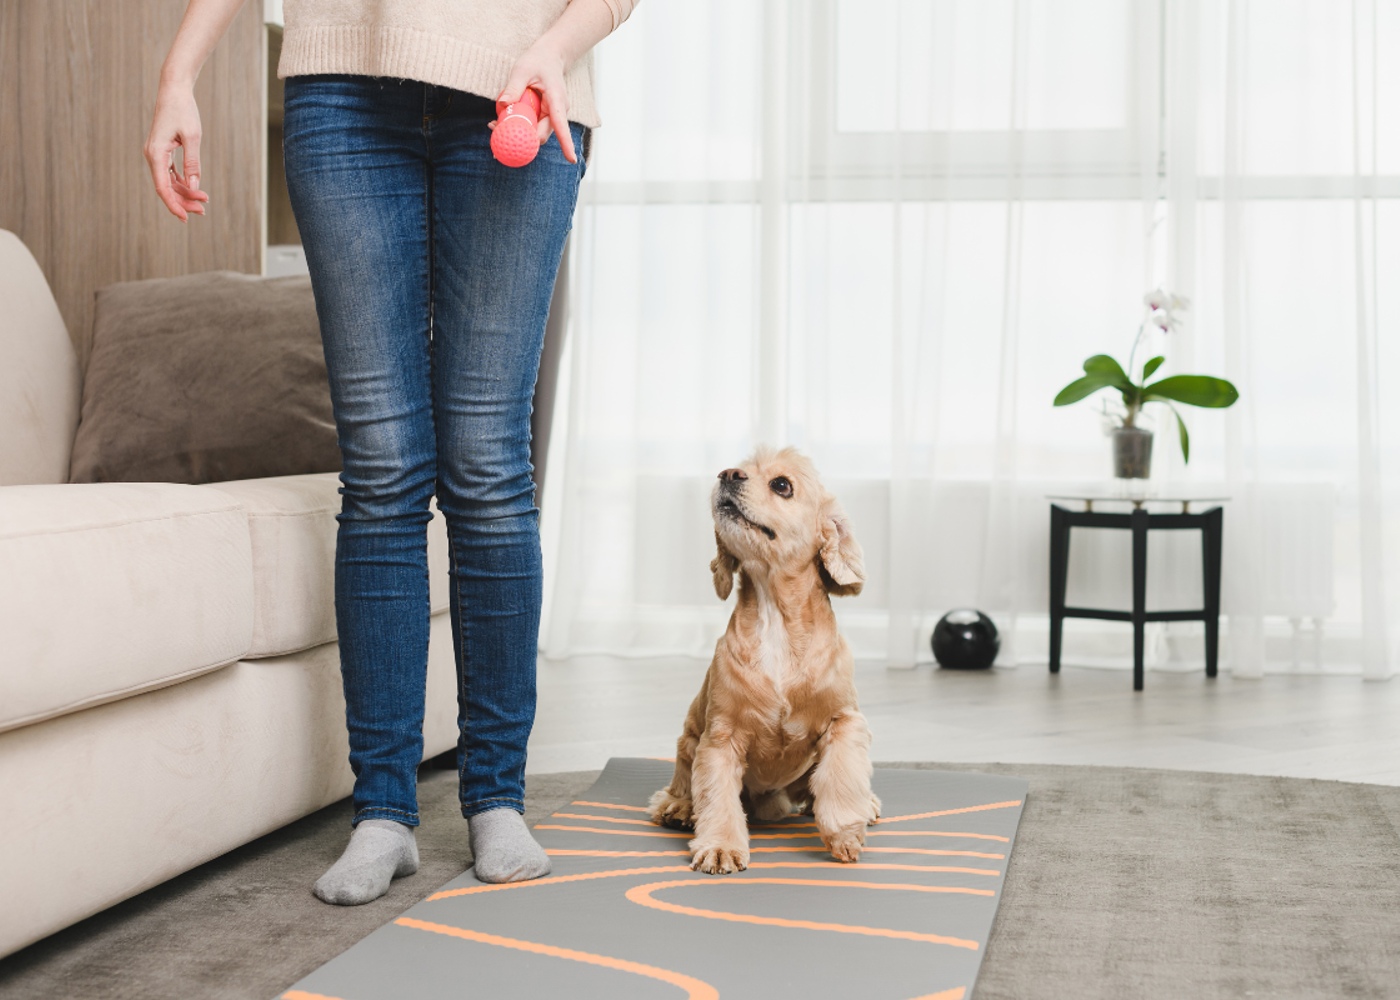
xmin=69 ymin=271 xmax=341 ymax=485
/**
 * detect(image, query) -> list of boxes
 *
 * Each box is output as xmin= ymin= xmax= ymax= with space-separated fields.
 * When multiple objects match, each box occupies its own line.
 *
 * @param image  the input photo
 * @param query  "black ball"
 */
xmin=931 ymin=610 xmax=1000 ymax=670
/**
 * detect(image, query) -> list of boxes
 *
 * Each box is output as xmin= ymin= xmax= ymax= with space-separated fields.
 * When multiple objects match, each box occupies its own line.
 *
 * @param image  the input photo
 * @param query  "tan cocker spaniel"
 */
xmin=649 ymin=447 xmax=880 ymax=874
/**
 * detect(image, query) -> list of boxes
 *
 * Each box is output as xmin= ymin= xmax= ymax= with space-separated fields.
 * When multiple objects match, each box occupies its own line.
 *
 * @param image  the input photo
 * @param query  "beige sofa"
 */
xmin=0 ymin=230 xmax=459 ymax=958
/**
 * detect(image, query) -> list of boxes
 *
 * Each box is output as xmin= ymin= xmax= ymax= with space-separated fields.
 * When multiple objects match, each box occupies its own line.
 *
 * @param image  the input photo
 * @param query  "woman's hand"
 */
xmin=144 ymin=81 xmax=210 ymax=222
xmin=498 ymin=40 xmax=577 ymax=163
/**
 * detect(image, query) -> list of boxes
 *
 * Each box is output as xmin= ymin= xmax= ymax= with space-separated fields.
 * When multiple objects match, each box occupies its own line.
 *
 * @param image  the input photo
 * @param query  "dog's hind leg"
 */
xmin=688 ymin=730 xmax=750 ymax=874
xmin=810 ymin=710 xmax=879 ymax=863
xmin=748 ymin=788 xmax=794 ymax=823
xmin=649 ymin=725 xmax=700 ymax=829
xmin=784 ymin=766 xmax=816 ymax=816
xmin=649 ymin=691 xmax=706 ymax=829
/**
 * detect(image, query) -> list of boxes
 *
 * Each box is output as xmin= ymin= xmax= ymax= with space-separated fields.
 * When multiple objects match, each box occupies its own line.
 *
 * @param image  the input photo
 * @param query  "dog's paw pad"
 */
xmin=824 ymin=827 xmax=866 ymax=864
xmin=647 ymin=791 xmax=695 ymax=829
xmin=691 ymin=845 xmax=749 ymax=874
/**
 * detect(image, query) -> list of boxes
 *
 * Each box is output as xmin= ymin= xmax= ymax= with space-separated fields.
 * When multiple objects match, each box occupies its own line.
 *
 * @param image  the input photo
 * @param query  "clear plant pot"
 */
xmin=1112 ymin=425 xmax=1154 ymax=480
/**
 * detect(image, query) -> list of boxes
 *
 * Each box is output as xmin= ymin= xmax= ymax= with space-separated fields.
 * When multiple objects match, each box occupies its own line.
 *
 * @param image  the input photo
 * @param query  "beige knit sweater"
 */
xmin=277 ymin=0 xmax=627 ymax=128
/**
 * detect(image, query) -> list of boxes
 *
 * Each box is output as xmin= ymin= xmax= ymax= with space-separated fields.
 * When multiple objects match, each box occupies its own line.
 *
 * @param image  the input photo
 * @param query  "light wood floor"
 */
xmin=528 ymin=658 xmax=1400 ymax=786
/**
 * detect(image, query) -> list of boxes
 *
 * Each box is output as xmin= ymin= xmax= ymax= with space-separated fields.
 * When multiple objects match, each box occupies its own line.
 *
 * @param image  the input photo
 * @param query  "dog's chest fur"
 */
xmin=750 ymin=580 xmax=792 ymax=690
xmin=731 ymin=578 xmax=824 ymax=789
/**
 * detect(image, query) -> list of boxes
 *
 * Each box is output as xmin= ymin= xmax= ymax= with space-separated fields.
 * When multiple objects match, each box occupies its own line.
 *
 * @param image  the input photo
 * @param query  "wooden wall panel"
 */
xmin=0 ymin=0 xmax=265 ymax=370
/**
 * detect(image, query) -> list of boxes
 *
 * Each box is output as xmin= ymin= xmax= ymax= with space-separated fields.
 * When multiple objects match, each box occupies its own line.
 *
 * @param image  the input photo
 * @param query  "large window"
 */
xmin=548 ymin=1 xmax=1399 ymax=669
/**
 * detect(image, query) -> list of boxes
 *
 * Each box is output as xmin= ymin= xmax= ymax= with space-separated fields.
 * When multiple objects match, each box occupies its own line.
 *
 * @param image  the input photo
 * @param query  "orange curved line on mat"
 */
xmin=632 ymin=875 xmax=993 ymax=898
xmin=877 ymin=800 xmax=1023 ymax=825
xmin=863 ymin=846 xmax=1005 ymax=860
xmin=536 ymin=823 xmax=693 ymax=839
xmin=429 ymin=861 xmax=995 ymax=902
xmin=430 ymin=865 xmax=693 ymax=900
xmin=572 ymin=800 xmax=652 ymax=813
xmin=547 ymin=846 xmax=1006 ymax=861
xmin=282 ymin=992 xmax=346 ymax=1000
xmin=909 ymin=989 xmax=966 ymax=1000
xmin=540 ymin=823 xmax=1008 ymax=844
xmin=865 ymin=830 xmax=1009 ymax=843
xmin=551 ymin=812 xmax=658 ymax=826
xmin=753 ymin=829 xmax=1009 ymax=843
xmin=394 ymin=917 xmax=718 ymax=1000
xmin=752 ymin=800 xmax=1021 ymax=831
xmin=546 ymin=848 xmax=694 ymax=857
xmin=625 ymin=880 xmax=983 ymax=950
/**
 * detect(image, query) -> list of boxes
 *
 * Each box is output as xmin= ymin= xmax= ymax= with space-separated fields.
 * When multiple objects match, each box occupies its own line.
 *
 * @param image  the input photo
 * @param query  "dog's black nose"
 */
xmin=718 ymin=468 xmax=748 ymax=485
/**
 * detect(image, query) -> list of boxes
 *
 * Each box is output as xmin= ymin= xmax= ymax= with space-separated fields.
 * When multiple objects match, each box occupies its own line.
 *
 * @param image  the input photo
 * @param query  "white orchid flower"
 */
xmin=1152 ymin=310 xmax=1179 ymax=333
xmin=1143 ymin=288 xmax=1188 ymax=332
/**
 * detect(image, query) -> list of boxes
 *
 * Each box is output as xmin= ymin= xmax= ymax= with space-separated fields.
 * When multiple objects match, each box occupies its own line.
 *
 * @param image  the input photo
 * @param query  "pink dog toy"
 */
xmin=491 ymin=89 xmax=542 ymax=168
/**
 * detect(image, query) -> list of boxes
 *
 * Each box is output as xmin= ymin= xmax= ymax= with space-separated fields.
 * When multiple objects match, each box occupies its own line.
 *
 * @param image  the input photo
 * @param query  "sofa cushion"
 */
xmin=205 ymin=473 xmax=452 ymax=658
xmin=0 ymin=613 xmax=461 ymax=959
xmin=0 ymin=230 xmax=81 ymax=486
xmin=67 ymin=270 xmax=341 ymax=486
xmin=0 ymin=483 xmax=254 ymax=733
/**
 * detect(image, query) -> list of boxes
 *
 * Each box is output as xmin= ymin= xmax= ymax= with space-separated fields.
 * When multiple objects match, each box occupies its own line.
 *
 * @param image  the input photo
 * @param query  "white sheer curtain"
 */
xmin=542 ymin=0 xmax=1398 ymax=681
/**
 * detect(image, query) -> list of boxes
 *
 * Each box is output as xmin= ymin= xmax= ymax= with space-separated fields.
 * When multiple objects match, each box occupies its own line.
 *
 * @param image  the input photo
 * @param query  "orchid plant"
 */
xmin=1052 ymin=289 xmax=1239 ymax=463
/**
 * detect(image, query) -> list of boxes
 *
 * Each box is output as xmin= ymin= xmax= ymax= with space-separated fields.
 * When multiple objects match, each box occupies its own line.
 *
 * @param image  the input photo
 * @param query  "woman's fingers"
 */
xmin=530 ymin=84 xmax=575 ymax=163
xmin=145 ymin=140 xmax=189 ymax=221
xmin=546 ymin=93 xmax=576 ymax=163
xmin=498 ymin=67 xmax=535 ymax=108
xmin=145 ymin=86 xmax=207 ymax=221
xmin=181 ymin=131 xmax=203 ymax=193
xmin=170 ymin=167 xmax=207 ymax=215
xmin=169 ymin=162 xmax=209 ymax=204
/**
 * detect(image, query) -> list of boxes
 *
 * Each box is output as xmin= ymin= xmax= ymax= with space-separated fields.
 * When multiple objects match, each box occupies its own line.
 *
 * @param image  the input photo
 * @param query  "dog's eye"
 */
xmin=769 ymin=477 xmax=793 ymax=498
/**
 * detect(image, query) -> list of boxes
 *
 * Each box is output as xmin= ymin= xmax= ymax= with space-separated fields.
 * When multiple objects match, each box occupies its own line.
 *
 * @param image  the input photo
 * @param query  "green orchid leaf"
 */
xmin=1142 ymin=355 xmax=1165 ymax=381
xmin=1053 ymin=374 xmax=1119 ymax=406
xmin=1143 ymin=374 xmax=1239 ymax=408
xmin=1082 ymin=354 xmax=1134 ymax=390
xmin=1167 ymin=402 xmax=1190 ymax=463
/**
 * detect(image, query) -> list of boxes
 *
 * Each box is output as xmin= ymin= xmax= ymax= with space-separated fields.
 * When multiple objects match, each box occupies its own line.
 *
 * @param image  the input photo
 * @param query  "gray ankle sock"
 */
xmin=468 ymin=807 xmax=552 ymax=884
xmin=313 ymin=819 xmax=418 ymax=906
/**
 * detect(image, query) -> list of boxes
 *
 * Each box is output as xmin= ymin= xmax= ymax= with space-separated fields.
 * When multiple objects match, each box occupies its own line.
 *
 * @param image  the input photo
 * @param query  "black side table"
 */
xmin=1048 ymin=497 xmax=1225 ymax=691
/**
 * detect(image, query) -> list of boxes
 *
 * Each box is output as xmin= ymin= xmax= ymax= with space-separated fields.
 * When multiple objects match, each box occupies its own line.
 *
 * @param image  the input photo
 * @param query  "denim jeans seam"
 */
xmin=422 ymin=87 xmax=453 ymax=123
xmin=445 ymin=515 xmax=474 ymax=806
xmin=354 ymin=806 xmax=420 ymax=825
xmin=460 ymin=796 xmax=526 ymax=817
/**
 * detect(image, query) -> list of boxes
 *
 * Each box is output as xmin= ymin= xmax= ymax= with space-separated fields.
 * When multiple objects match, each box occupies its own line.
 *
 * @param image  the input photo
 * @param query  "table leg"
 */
xmin=1049 ymin=505 xmax=1069 ymax=674
xmin=1203 ymin=506 xmax=1223 ymax=679
xmin=1131 ymin=508 xmax=1148 ymax=691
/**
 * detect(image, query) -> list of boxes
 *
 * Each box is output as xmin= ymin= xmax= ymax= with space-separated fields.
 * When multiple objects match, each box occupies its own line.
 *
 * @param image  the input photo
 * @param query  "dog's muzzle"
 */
xmin=715 ymin=471 xmax=775 ymax=539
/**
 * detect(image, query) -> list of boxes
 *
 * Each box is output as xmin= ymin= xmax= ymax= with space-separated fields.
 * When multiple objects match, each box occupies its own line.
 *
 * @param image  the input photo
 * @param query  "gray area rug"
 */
xmin=1 ymin=762 xmax=1397 ymax=1000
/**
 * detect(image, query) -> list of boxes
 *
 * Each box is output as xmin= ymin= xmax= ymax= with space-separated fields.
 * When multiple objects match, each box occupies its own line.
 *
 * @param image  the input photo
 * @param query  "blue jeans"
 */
xmin=282 ymin=75 xmax=584 ymax=825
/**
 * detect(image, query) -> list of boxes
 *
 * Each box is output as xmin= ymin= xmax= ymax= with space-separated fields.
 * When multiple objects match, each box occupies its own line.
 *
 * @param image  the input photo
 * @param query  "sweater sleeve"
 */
xmin=578 ymin=0 xmax=640 ymax=34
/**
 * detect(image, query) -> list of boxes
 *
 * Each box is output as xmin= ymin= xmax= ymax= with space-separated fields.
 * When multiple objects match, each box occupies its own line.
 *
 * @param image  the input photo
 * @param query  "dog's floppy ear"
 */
xmin=817 ymin=497 xmax=865 ymax=596
xmin=710 ymin=531 xmax=740 ymax=599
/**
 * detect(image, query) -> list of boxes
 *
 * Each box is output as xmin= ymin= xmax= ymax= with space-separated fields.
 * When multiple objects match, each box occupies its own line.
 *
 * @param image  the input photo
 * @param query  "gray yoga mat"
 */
xmin=279 ymin=758 xmax=1028 ymax=1000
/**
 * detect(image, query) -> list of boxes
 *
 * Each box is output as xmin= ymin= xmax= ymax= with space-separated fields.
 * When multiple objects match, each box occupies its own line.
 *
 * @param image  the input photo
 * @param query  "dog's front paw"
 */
xmin=868 ymin=793 xmax=883 ymax=824
xmin=648 ymin=789 xmax=695 ymax=829
xmin=823 ymin=824 xmax=867 ymax=864
xmin=690 ymin=843 xmax=749 ymax=874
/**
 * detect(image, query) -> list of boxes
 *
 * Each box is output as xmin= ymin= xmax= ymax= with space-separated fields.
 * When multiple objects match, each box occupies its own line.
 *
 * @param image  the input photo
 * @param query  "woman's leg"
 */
xmin=426 ymin=88 xmax=585 ymax=881
xmin=283 ymin=74 xmax=436 ymax=903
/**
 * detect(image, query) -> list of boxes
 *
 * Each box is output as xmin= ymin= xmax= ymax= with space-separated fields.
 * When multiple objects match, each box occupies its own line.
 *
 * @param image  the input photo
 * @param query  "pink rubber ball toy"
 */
xmin=491 ymin=89 xmax=542 ymax=168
